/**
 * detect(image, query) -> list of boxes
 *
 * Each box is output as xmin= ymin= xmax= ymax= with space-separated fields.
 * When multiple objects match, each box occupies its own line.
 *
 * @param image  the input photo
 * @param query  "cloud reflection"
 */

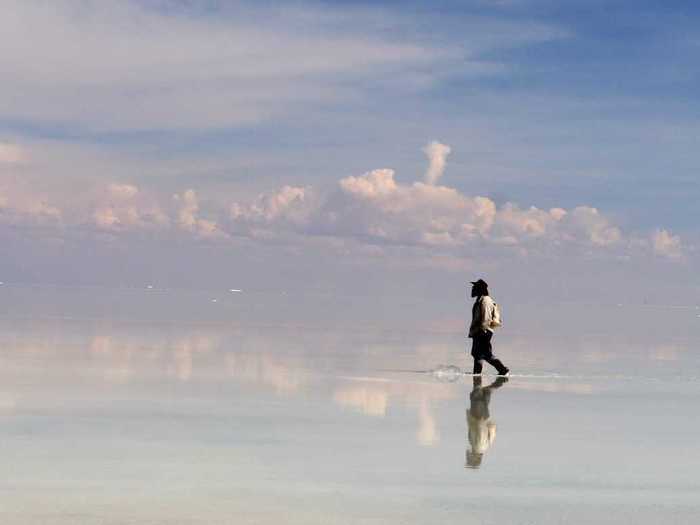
xmin=88 ymin=334 xmax=217 ymax=384
xmin=417 ymin=398 xmax=438 ymax=446
xmin=333 ymin=386 xmax=388 ymax=417
xmin=89 ymin=335 xmax=136 ymax=384
xmin=6 ymin=319 xmax=692 ymax=459
xmin=226 ymin=354 xmax=309 ymax=394
xmin=167 ymin=336 xmax=215 ymax=382
xmin=332 ymin=377 xmax=456 ymax=447
xmin=0 ymin=392 xmax=18 ymax=416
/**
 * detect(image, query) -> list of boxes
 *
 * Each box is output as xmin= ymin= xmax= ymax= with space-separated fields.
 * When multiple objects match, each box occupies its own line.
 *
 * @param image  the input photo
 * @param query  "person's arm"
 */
xmin=468 ymin=299 xmax=481 ymax=337
xmin=486 ymin=422 xmax=497 ymax=447
xmin=479 ymin=298 xmax=493 ymax=333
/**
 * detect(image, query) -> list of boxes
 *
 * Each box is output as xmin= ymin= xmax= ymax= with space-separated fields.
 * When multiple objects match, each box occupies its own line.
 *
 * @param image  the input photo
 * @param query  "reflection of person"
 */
xmin=466 ymin=376 xmax=508 ymax=469
xmin=468 ymin=279 xmax=509 ymax=376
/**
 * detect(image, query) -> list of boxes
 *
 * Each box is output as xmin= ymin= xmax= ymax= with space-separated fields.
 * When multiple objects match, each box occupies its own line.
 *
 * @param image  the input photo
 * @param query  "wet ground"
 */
xmin=1 ymin=286 xmax=699 ymax=524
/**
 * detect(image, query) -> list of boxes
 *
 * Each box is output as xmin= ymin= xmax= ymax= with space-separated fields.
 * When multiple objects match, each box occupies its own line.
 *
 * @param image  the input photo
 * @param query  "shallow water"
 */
xmin=1 ymin=287 xmax=699 ymax=524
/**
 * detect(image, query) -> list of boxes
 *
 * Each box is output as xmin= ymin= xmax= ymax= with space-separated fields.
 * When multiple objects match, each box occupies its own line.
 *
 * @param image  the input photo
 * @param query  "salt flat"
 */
xmin=0 ymin=286 xmax=699 ymax=524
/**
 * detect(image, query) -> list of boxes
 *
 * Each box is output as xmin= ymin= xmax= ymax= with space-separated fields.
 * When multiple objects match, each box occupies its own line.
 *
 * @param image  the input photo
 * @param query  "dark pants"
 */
xmin=471 ymin=331 xmax=509 ymax=375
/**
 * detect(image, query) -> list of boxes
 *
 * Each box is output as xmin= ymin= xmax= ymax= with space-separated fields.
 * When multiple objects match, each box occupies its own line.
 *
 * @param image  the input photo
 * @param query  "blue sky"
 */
xmin=0 ymin=0 xmax=697 ymax=301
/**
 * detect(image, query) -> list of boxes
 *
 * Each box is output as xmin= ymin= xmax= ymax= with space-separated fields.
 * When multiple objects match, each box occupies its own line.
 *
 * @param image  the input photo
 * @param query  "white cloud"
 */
xmin=564 ymin=206 xmax=622 ymax=247
xmin=339 ymin=169 xmax=399 ymax=200
xmin=108 ymin=183 xmax=139 ymax=200
xmin=227 ymin=185 xmax=316 ymax=241
xmin=93 ymin=207 xmax=120 ymax=229
xmin=324 ymin=168 xmax=496 ymax=246
xmin=173 ymin=189 xmax=221 ymax=238
xmin=230 ymin=185 xmax=310 ymax=224
xmin=423 ymin=141 xmax=452 ymax=185
xmin=0 ymin=141 xmax=686 ymax=264
xmin=0 ymin=143 xmax=26 ymax=164
xmin=175 ymin=189 xmax=198 ymax=231
xmin=0 ymin=184 xmax=62 ymax=225
xmin=0 ymin=1 xmax=455 ymax=131
xmin=489 ymin=204 xmax=621 ymax=248
xmin=18 ymin=200 xmax=62 ymax=222
xmin=93 ymin=183 xmax=168 ymax=231
xmin=652 ymin=228 xmax=683 ymax=258
xmin=220 ymin=142 xmax=677 ymax=260
xmin=0 ymin=1 xmax=569 ymax=133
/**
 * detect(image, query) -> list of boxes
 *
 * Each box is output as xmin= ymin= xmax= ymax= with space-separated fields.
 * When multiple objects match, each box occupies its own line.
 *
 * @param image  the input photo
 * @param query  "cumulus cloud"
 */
xmin=339 ymin=169 xmax=398 ymax=199
xmin=230 ymin=185 xmax=310 ymax=224
xmin=93 ymin=207 xmax=120 ymax=229
xmin=93 ymin=183 xmax=168 ymax=231
xmin=220 ymin=142 xmax=682 ymax=260
xmin=24 ymin=201 xmax=62 ymax=221
xmin=228 ymin=185 xmax=315 ymax=240
xmin=0 ymin=143 xmax=26 ymax=164
xmin=487 ymin=204 xmax=621 ymax=248
xmin=652 ymin=228 xmax=683 ymax=258
xmin=175 ymin=189 xmax=199 ymax=230
xmin=173 ymin=189 xmax=221 ymax=238
xmin=323 ymin=168 xmax=496 ymax=246
xmin=0 ymin=182 xmax=62 ymax=225
xmin=423 ymin=141 xmax=452 ymax=185
xmin=0 ymin=141 xmax=686 ymax=263
xmin=297 ymin=152 xmax=621 ymax=252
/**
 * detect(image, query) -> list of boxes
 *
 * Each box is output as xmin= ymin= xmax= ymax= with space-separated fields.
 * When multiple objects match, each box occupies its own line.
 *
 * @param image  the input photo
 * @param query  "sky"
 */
xmin=1 ymin=0 xmax=698 ymax=308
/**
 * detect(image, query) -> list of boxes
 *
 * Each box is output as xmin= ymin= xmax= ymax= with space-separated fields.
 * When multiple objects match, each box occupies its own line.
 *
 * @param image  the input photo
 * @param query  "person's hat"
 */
xmin=470 ymin=279 xmax=488 ymax=287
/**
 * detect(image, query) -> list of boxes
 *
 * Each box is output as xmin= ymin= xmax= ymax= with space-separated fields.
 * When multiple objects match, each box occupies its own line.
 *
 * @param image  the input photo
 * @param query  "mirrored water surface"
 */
xmin=1 ymin=286 xmax=699 ymax=524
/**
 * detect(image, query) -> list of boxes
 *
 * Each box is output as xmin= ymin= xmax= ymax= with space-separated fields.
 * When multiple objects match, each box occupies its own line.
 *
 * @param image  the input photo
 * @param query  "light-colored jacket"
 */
xmin=468 ymin=295 xmax=500 ymax=338
xmin=467 ymin=412 xmax=497 ymax=454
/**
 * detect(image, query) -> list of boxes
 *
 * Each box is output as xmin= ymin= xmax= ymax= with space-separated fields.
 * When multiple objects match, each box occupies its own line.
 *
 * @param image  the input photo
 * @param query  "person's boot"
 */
xmin=493 ymin=360 xmax=509 ymax=376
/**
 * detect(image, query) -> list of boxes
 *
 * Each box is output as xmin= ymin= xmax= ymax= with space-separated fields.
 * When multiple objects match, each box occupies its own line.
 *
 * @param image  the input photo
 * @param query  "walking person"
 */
xmin=468 ymin=279 xmax=509 ymax=376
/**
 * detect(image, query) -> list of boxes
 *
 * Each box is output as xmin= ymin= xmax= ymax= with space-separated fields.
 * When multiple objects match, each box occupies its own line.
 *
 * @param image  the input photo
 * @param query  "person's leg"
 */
xmin=482 ymin=332 xmax=509 ymax=375
xmin=471 ymin=334 xmax=486 ymax=375
xmin=485 ymin=355 xmax=509 ymax=375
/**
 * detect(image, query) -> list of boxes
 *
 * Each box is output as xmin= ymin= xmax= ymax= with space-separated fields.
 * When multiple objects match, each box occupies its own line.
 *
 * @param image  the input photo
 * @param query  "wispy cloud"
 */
xmin=422 ymin=141 xmax=452 ymax=185
xmin=0 ymin=1 xmax=567 ymax=133
xmin=0 ymin=1 xmax=444 ymax=132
